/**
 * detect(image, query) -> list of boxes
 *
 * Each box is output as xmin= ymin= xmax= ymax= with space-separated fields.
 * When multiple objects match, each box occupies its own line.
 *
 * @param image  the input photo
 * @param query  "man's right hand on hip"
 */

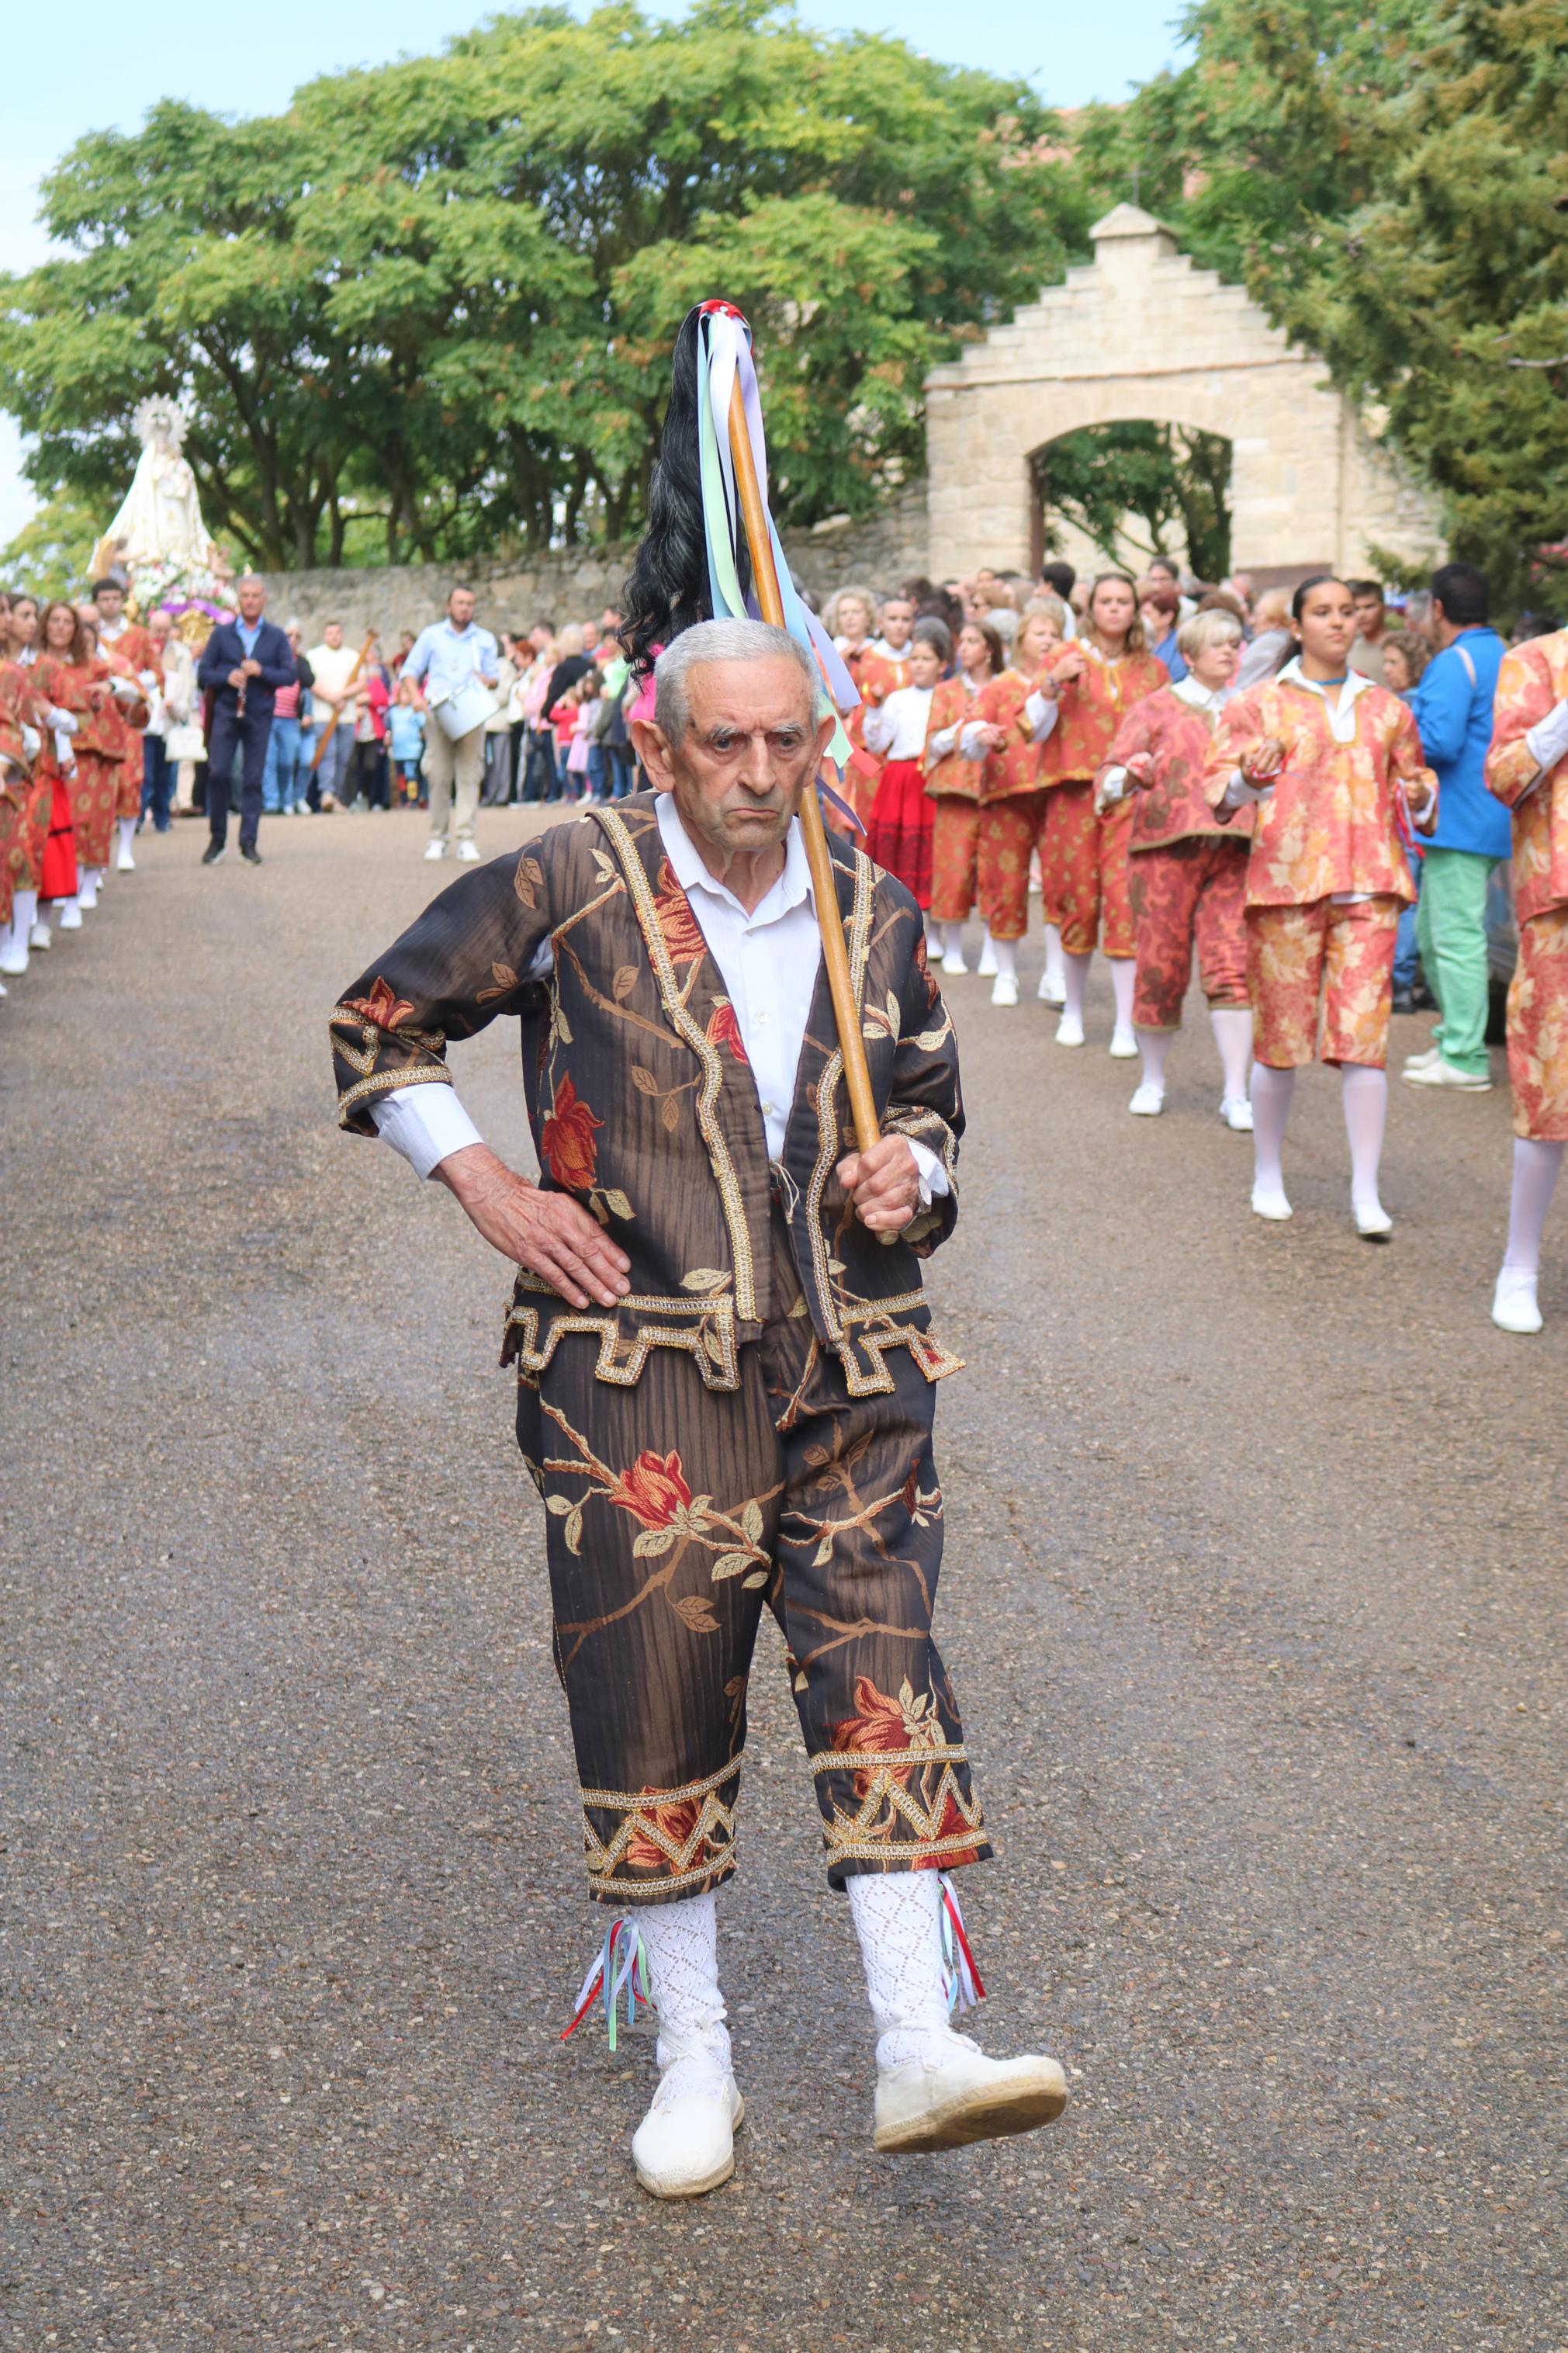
xmin=437 ymin=1144 xmax=631 ymax=1308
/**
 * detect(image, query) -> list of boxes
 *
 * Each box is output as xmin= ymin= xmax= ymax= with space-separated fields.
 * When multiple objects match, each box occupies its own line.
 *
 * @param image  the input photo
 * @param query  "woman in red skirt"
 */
xmin=30 ymin=601 xmax=91 ymax=938
xmin=862 ymin=621 xmax=948 ymax=913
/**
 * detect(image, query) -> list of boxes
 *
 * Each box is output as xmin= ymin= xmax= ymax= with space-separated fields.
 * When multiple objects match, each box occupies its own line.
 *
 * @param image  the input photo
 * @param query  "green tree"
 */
xmin=0 ymin=1 xmax=1089 ymax=569
xmin=0 ymin=492 xmax=102 ymax=601
xmin=1033 ymin=422 xmax=1232 ymax=578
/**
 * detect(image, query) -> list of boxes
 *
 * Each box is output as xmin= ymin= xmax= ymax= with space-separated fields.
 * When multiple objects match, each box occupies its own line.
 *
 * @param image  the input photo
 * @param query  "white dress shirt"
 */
xmin=862 ymin=684 xmax=934 ymax=761
xmin=372 ymin=794 xmax=949 ymax=1202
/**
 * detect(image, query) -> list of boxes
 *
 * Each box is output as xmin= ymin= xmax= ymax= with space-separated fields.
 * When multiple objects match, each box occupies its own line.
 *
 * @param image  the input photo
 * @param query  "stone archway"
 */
xmin=924 ymin=204 xmax=1444 ymax=583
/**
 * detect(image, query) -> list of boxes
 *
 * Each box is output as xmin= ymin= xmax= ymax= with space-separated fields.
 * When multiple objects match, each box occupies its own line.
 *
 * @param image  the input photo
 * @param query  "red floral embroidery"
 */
xmin=539 ymin=1073 xmax=604 ymax=1190
xmin=652 ymin=861 xmax=707 ymax=964
xmin=913 ymin=1789 xmax=984 ymax=1871
xmin=705 ymin=1000 xmax=748 ymax=1062
xmin=343 ymin=975 xmax=416 ymax=1031
xmin=830 ymin=1674 xmax=945 ymax=1759
xmin=625 ymin=1790 xmax=715 ymax=1873
xmin=605 ymin=1448 xmax=692 ymax=1529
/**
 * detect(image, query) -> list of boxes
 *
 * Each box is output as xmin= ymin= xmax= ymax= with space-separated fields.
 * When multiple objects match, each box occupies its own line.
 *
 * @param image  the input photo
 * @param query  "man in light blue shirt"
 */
xmin=1402 ymin=563 xmax=1511 ymax=1090
xmin=403 ymin=586 xmax=500 ymax=862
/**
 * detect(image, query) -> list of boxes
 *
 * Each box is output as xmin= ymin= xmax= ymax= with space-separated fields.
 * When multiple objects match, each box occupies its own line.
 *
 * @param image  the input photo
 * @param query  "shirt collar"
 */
xmin=656 ymin=792 xmax=813 ymax=925
xmin=1276 ymin=653 xmax=1374 ymax=706
xmin=1172 ymin=674 xmax=1224 ymax=712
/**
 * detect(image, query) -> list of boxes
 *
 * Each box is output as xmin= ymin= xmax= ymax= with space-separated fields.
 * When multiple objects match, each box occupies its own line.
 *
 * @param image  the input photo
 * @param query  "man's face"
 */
xmin=583 ymin=619 xmax=601 ymax=651
xmin=237 ymin=578 xmax=266 ymax=622
xmin=880 ymin=599 xmax=914 ymax=652
xmin=324 ymin=622 xmax=344 ymax=650
xmin=1354 ymin=590 xmax=1385 ymax=640
xmin=94 ymin=587 xmax=124 ymax=624
xmin=448 ymin=590 xmax=476 ymax=628
xmin=531 ymin=626 xmax=552 ymax=653
xmin=151 ymin=615 xmax=171 ymax=646
xmin=648 ymin=656 xmax=829 ymax=862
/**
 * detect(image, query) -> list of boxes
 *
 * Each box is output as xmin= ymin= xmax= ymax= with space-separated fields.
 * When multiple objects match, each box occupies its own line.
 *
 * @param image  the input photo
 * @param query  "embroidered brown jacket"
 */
xmin=330 ymin=794 xmax=964 ymax=1398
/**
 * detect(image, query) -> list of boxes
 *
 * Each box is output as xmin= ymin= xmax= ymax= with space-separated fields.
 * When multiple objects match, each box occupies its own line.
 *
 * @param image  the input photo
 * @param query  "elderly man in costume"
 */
xmin=331 ymin=618 xmax=1065 ymax=2199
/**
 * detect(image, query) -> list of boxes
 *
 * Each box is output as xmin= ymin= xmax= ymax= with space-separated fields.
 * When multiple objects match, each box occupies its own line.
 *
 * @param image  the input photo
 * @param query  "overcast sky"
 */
xmin=0 ymin=0 xmax=1185 ymax=546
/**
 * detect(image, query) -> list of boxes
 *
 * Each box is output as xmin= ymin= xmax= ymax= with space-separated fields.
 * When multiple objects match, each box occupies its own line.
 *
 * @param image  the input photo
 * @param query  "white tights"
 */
xmin=1062 ymin=951 xmax=1091 ymax=1024
xmin=991 ymin=936 xmax=1018 ymax=983
xmin=1137 ymin=1027 xmax=1172 ymax=1093
xmin=1210 ymin=1006 xmax=1254 ymax=1106
xmin=1249 ymin=1062 xmax=1388 ymax=1213
xmin=1109 ymin=957 xmax=1135 ymax=1034
xmin=1042 ymin=922 xmax=1066 ymax=991
xmin=1502 ymin=1138 xmax=1564 ymax=1277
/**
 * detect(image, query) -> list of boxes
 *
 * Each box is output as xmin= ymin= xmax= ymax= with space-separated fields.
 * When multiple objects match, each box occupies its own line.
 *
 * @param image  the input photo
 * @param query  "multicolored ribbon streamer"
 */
xmin=561 ymin=1915 xmax=651 ymax=2051
xmin=938 ymin=1872 xmax=987 ymax=2016
xmin=694 ymin=300 xmax=864 ymax=823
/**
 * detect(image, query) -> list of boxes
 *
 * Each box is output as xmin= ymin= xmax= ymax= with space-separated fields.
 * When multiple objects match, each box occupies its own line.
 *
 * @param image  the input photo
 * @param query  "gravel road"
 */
xmin=2 ymin=806 xmax=1563 ymax=2352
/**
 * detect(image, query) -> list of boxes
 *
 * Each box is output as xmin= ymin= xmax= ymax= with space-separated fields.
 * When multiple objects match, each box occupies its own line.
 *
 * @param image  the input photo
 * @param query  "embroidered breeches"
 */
xmin=1128 ymin=835 xmax=1250 ymax=1031
xmin=978 ymin=789 xmax=1051 ymax=942
xmin=1508 ymin=905 xmax=1568 ymax=1141
xmin=929 ymin=798 xmax=982 ymax=925
xmin=1246 ymin=894 xmax=1401 ymax=1069
xmin=1041 ymin=781 xmax=1136 ymax=958
xmin=516 ymin=1222 xmax=988 ymax=1905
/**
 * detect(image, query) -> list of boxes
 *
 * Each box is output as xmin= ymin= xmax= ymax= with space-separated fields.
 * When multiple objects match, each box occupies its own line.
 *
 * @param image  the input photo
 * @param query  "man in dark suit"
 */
xmin=196 ymin=575 xmax=296 ymax=865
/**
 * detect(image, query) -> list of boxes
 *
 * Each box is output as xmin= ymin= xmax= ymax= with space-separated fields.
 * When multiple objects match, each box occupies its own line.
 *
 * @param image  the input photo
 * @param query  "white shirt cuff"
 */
xmin=1221 ymin=770 xmax=1269 ymax=809
xmin=959 ymin=723 xmax=988 ymax=761
xmin=370 ymin=1083 xmax=486 ymax=1180
xmin=1524 ymin=698 xmax=1568 ymax=778
xmin=1099 ymin=764 xmax=1130 ymax=805
xmin=905 ymin=1137 xmax=950 ymax=1207
xmin=1024 ymin=690 xmax=1059 ymax=742
xmin=927 ymin=725 xmax=959 ymax=761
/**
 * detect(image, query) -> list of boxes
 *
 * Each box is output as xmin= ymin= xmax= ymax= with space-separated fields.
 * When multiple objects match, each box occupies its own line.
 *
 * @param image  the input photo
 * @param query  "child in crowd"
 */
xmin=862 ymin=619 xmax=948 ymax=913
xmin=389 ymin=677 xmax=427 ymax=806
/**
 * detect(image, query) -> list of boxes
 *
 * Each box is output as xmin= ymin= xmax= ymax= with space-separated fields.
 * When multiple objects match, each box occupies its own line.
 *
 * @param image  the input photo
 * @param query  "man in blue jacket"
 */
xmin=1402 ymin=563 xmax=1511 ymax=1091
xmin=196 ymin=575 xmax=297 ymax=866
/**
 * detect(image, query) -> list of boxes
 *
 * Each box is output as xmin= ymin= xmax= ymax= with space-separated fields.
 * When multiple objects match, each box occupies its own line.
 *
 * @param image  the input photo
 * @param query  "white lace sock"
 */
xmin=1250 ymin=1062 xmax=1296 ymax=1194
xmin=849 ymin=1871 xmax=970 ymax=2071
xmin=991 ymin=936 xmax=1018 ymax=983
xmin=1062 ymin=951 xmax=1092 ymax=1026
xmin=1109 ymin=956 xmax=1136 ymax=1034
xmin=1043 ymin=921 xmax=1066 ymax=992
xmin=1341 ymin=1065 xmax=1388 ymax=1217
xmin=633 ymin=1892 xmax=732 ymax=2105
xmin=1137 ymin=1027 xmax=1172 ymax=1092
xmin=1210 ymin=1005 xmax=1254 ymax=1104
xmin=1502 ymin=1138 xmax=1564 ymax=1276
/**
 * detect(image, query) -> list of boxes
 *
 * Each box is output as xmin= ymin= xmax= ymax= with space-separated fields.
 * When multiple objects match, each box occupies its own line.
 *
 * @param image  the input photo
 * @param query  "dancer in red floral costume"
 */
xmin=331 ymin=621 xmax=1065 ymax=2201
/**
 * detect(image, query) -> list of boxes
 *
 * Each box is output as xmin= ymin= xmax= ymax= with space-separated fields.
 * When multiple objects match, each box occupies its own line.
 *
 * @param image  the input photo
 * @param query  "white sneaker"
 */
xmin=1129 ymin=1082 xmax=1165 ymax=1116
xmin=1403 ymin=1044 xmax=1442 ymax=1070
xmin=1109 ymin=1026 xmax=1138 ymax=1059
xmin=1492 ymin=1267 xmax=1543 ymax=1335
xmin=1054 ymin=1013 xmax=1085 ymax=1048
xmin=990 ymin=972 xmax=1019 ymax=1008
xmin=941 ymin=948 xmax=968 ymax=976
xmin=632 ymin=2039 xmax=744 ymax=2199
xmin=29 ymin=921 xmax=51 ymax=951
xmin=874 ymin=2026 xmax=1067 ymax=2154
xmin=424 ymin=840 xmax=448 ymax=861
xmin=1251 ymin=1184 xmax=1293 ymax=1222
xmin=455 ymin=840 xmax=482 ymax=862
xmin=1221 ymin=1097 xmax=1254 ymax=1131
xmin=1355 ymin=1198 xmax=1393 ymax=1239
xmin=1037 ymin=969 xmax=1066 ymax=1006
xmin=977 ymin=936 xmax=999 ymax=979
xmin=57 ymin=899 xmax=83 ymax=931
xmin=1400 ymin=1057 xmax=1492 ymax=1091
xmin=116 ymin=844 xmax=135 ymax=872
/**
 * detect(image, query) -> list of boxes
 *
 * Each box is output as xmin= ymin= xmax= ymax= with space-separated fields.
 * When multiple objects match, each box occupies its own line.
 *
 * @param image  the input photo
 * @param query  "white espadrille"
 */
xmin=874 ymin=2027 xmax=1067 ymax=2154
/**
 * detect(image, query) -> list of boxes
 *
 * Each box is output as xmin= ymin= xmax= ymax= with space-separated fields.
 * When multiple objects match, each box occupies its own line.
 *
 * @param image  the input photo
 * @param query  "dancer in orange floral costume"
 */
xmin=92 ymin=572 xmax=157 ymax=873
xmin=28 ymin=601 xmax=92 ymax=941
xmin=1033 ymin=574 xmax=1168 ymax=1055
xmin=331 ymin=620 xmax=1065 ymax=2200
xmin=1095 ymin=606 xmax=1255 ymax=1126
xmin=0 ymin=608 xmax=46 ymax=979
xmin=925 ymin=618 xmax=1002 ymax=975
xmin=967 ymin=602 xmax=1065 ymax=1007
xmin=1483 ymin=622 xmax=1568 ymax=1332
xmin=1205 ymin=576 xmax=1436 ymax=1236
xmin=73 ymin=616 xmax=147 ymax=913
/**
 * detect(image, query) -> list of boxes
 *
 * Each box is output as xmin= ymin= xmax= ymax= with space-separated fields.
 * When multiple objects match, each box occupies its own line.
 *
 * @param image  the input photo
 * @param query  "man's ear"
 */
xmin=813 ymin=710 xmax=836 ymax=769
xmin=631 ymin=716 xmax=674 ymax=788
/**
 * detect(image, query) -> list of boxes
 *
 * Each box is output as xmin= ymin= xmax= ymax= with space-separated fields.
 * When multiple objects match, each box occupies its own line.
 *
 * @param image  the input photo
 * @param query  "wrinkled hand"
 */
xmin=836 ymin=1135 xmax=920 ymax=1234
xmin=1242 ymin=734 xmax=1286 ymax=785
xmin=437 ymin=1144 xmax=631 ymax=1308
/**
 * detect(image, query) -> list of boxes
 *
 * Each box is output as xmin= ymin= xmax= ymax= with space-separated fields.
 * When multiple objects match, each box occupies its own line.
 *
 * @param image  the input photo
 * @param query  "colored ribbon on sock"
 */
xmin=693 ymin=300 xmax=864 ymax=828
xmin=561 ymin=1916 xmax=651 ymax=2050
xmin=938 ymin=1873 xmax=986 ymax=2015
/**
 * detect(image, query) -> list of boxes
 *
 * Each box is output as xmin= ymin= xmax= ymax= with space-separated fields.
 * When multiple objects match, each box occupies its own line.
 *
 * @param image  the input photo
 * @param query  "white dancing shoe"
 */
xmin=455 ymin=840 xmax=482 ymax=862
xmin=57 ymin=899 xmax=83 ymax=931
xmin=0 ymin=935 xmax=26 ymax=977
xmin=873 ymin=2026 xmax=1067 ymax=2154
xmin=1037 ymin=969 xmax=1066 ymax=1005
xmin=29 ymin=920 xmax=51 ymax=951
xmin=78 ymin=876 xmax=100 ymax=911
xmin=424 ymin=839 xmax=448 ymax=861
xmin=976 ymin=935 xmax=999 ymax=978
xmin=1109 ymin=1026 xmax=1138 ymax=1059
xmin=1221 ymin=1097 xmax=1254 ymax=1132
xmin=1354 ymin=1197 xmax=1393 ymax=1240
xmin=117 ymin=842 xmax=135 ymax=872
xmin=1491 ymin=1267 xmax=1543 ymax=1334
xmin=990 ymin=972 xmax=1019 ymax=1008
xmin=1129 ymin=1083 xmax=1165 ymax=1116
xmin=632 ymin=2036 xmax=745 ymax=2199
xmin=941 ymin=947 xmax=968 ymax=976
xmin=1054 ymin=1013 xmax=1085 ymax=1048
xmin=1251 ymin=1184 xmax=1293 ymax=1222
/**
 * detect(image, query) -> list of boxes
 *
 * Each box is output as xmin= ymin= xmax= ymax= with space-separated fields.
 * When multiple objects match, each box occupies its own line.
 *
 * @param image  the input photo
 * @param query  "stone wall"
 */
xmin=256 ymin=483 xmax=932 ymax=642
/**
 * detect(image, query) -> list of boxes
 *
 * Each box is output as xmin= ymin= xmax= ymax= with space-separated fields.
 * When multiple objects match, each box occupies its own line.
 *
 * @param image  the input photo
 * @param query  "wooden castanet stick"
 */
xmin=725 ymin=376 xmax=880 ymax=1156
xmin=308 ymin=629 xmax=377 ymax=776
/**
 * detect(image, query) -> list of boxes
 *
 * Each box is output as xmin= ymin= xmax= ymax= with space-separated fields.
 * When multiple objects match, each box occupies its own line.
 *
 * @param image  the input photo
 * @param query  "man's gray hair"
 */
xmin=653 ymin=619 xmax=816 ymax=743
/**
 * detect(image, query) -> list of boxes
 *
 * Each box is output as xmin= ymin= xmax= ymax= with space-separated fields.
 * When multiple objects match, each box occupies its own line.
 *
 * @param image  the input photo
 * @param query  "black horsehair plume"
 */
xmin=619 ymin=305 xmax=754 ymax=677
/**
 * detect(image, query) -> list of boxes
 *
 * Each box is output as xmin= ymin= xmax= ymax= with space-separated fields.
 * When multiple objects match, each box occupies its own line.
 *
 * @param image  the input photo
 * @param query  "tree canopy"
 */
xmin=0 ymin=0 xmax=1086 ymax=572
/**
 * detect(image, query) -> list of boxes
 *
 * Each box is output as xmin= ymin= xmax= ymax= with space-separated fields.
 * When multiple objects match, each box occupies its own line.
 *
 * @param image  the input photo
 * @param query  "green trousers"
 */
xmin=1415 ymin=847 xmax=1500 ymax=1077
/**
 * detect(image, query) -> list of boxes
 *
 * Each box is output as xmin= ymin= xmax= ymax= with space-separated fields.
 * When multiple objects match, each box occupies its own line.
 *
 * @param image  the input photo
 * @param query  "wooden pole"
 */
xmin=308 ymin=629 xmax=377 ymax=777
xmin=725 ymin=376 xmax=881 ymax=1156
